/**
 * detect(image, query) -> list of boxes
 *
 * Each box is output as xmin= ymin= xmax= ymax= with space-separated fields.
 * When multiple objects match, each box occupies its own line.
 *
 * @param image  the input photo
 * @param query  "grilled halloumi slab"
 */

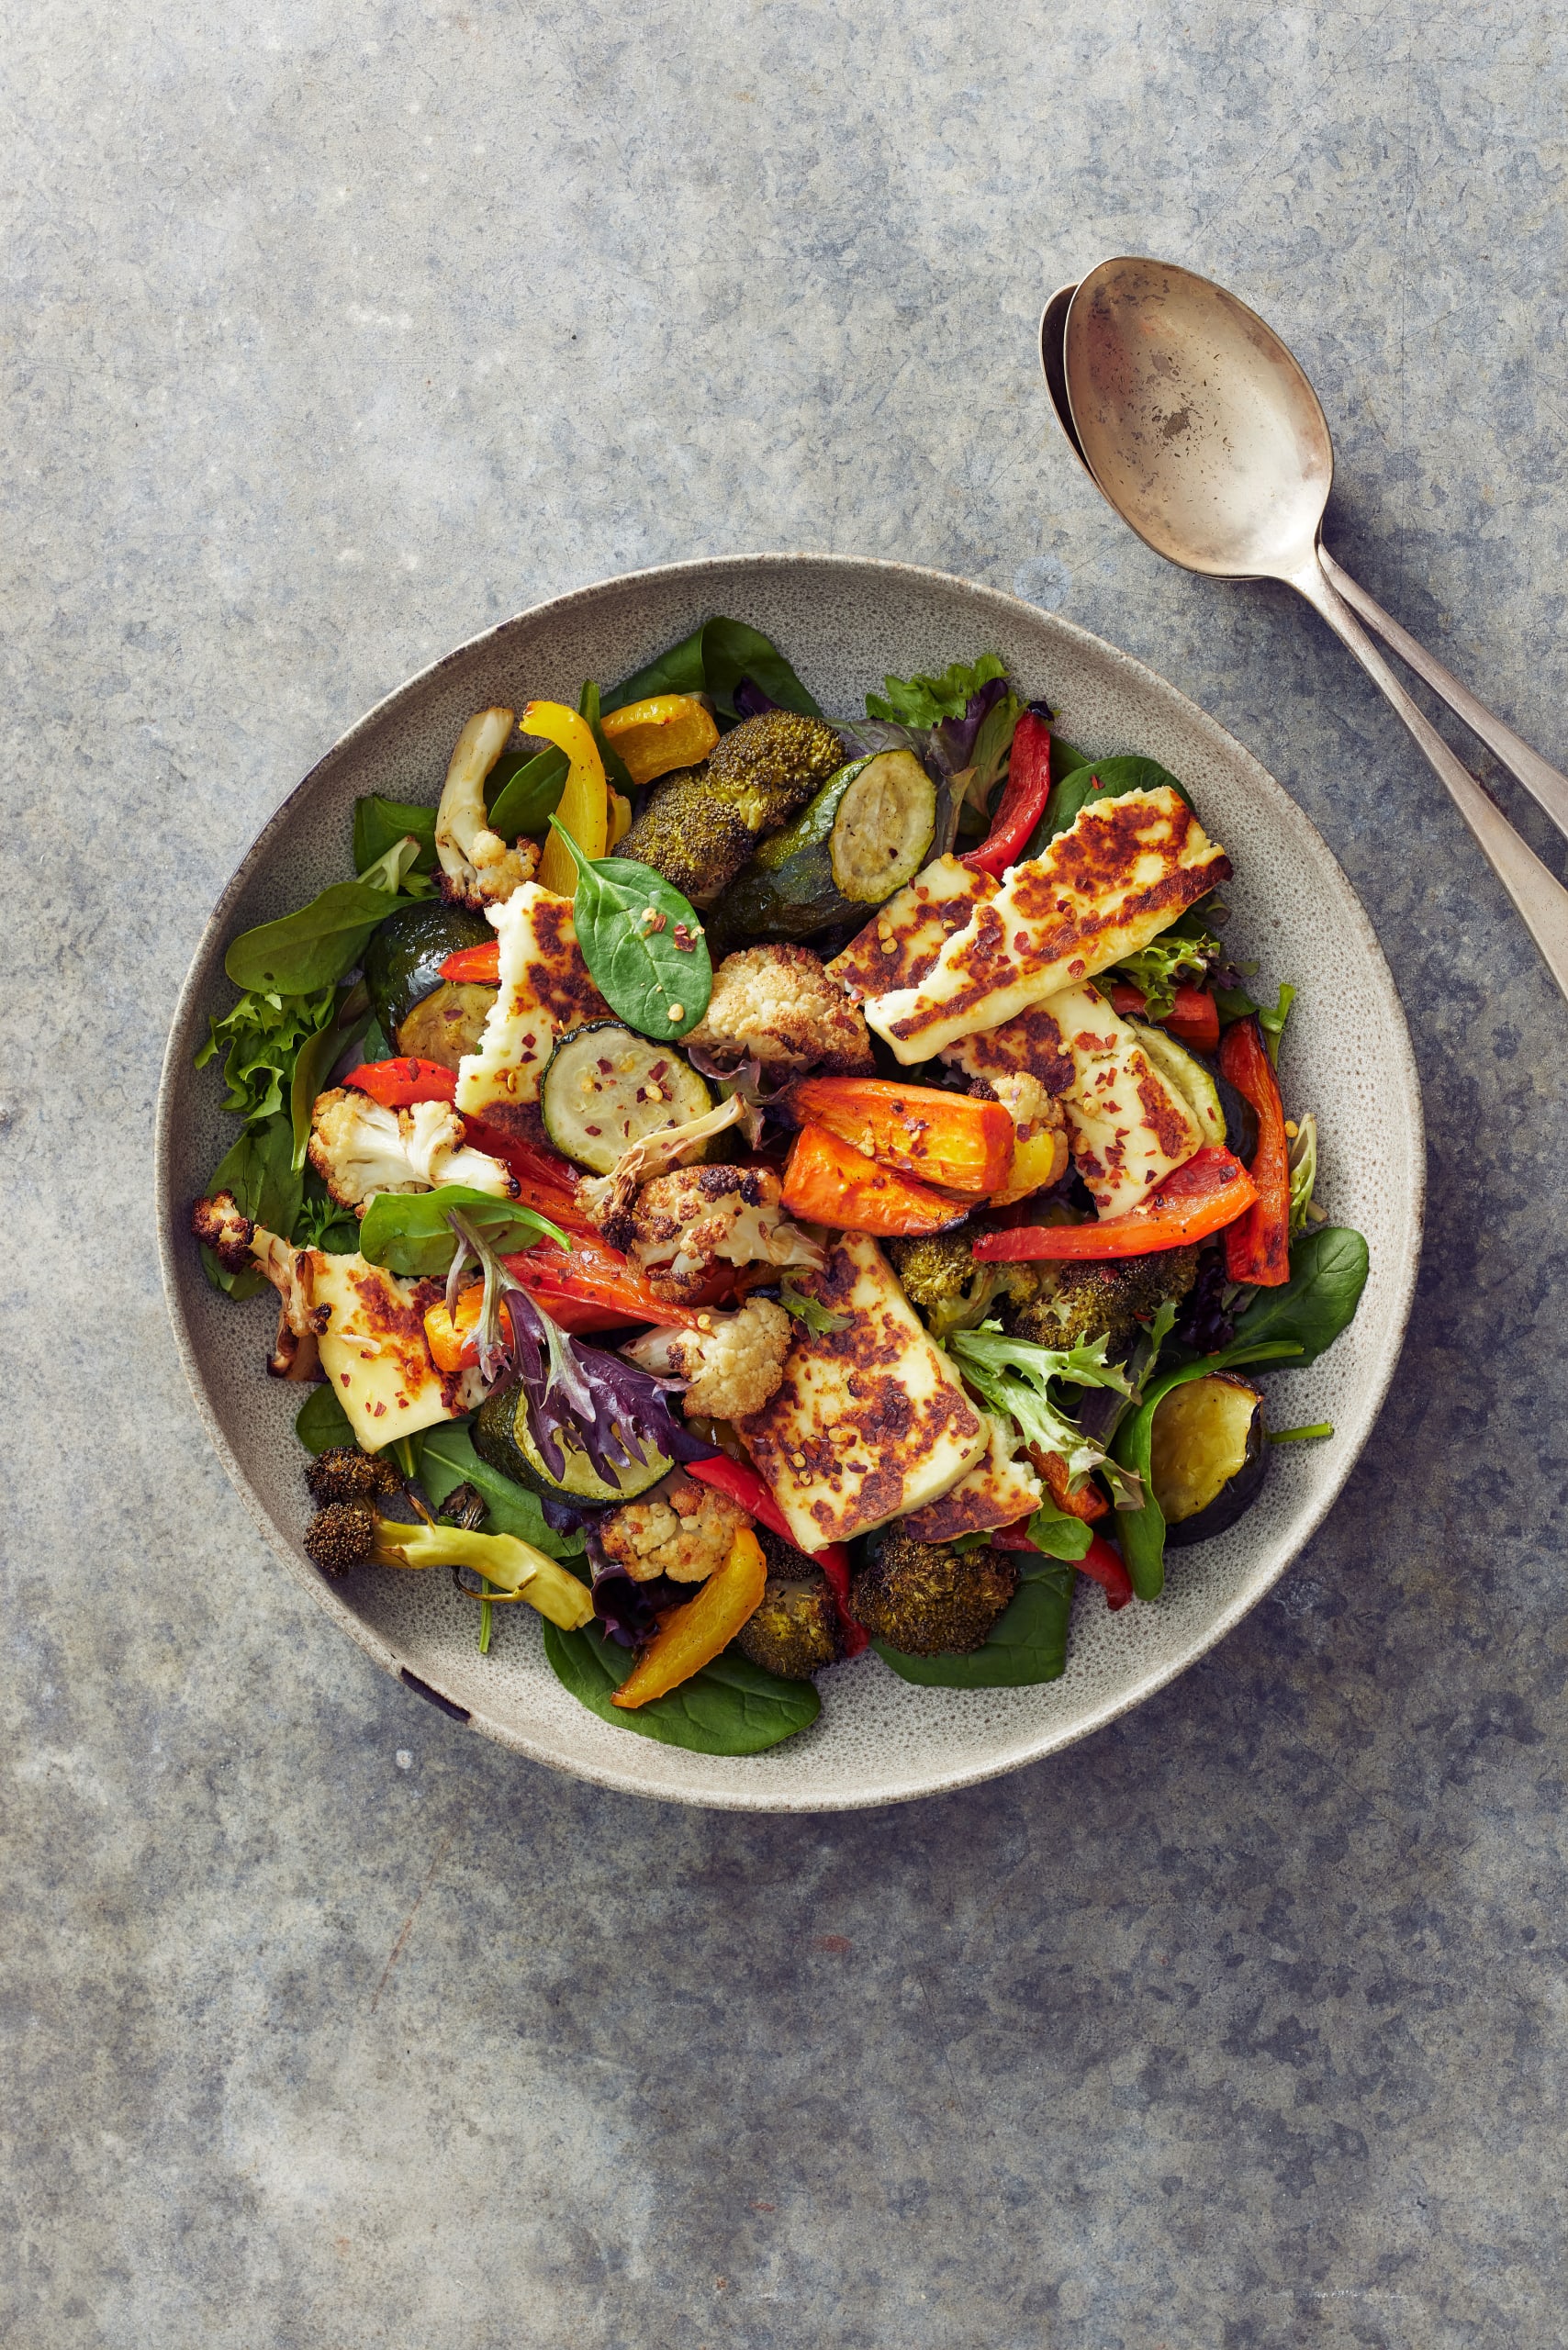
xmin=828 ymin=854 xmax=999 ymax=1003
xmin=939 ymin=1000 xmax=1078 ymax=1097
xmin=861 ymin=789 xmax=1230 ymax=1063
xmin=899 ymin=1414 xmax=1044 ymax=1542
xmin=735 ymin=1233 xmax=989 ymax=1548
xmin=312 ymin=1254 xmax=484 ymax=1451
xmin=1047 ymin=981 xmax=1204 ymax=1217
xmin=454 ymin=883 xmax=609 ymax=1121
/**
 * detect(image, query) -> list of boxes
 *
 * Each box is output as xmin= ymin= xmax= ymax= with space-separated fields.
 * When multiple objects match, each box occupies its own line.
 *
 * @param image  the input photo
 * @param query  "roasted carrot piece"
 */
xmin=788 ymin=1075 xmax=1012 ymax=1196
xmin=781 ymin=1122 xmax=968 ymax=1237
xmin=611 ymin=1528 xmax=768 ymax=1708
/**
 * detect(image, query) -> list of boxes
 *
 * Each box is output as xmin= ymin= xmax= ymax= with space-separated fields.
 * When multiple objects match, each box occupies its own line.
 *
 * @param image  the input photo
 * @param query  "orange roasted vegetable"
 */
xmin=787 ymin=1074 xmax=1013 ymax=1196
xmin=610 ymin=1527 xmax=768 ymax=1709
xmin=423 ymin=1284 xmax=483 ymax=1374
xmin=1033 ymin=1447 xmax=1110 ymax=1522
xmin=781 ymin=1122 xmax=968 ymax=1237
xmin=599 ymin=694 xmax=720 ymax=787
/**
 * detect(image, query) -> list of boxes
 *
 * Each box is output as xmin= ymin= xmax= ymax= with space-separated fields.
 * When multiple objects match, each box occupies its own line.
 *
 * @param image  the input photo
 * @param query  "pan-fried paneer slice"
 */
xmin=1047 ymin=981 xmax=1204 ymax=1217
xmin=735 ymin=1233 xmax=989 ymax=1549
xmin=862 ymin=789 xmax=1230 ymax=1062
xmin=828 ymin=854 xmax=999 ymax=1004
xmin=899 ymin=1415 xmax=1044 ymax=1543
xmin=454 ymin=882 xmax=610 ymax=1122
xmin=312 ymin=1254 xmax=485 ymax=1450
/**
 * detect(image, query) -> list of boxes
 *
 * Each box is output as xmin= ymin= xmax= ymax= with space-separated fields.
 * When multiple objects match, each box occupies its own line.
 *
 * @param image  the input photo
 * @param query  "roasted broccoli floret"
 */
xmin=851 ymin=1530 xmax=1018 ymax=1656
xmin=1008 ymin=1247 xmax=1200 ymax=1354
xmin=306 ymin=1447 xmax=404 ymax=1506
xmin=304 ymin=1500 xmax=376 ymax=1572
xmin=734 ymin=1530 xmax=846 ymax=1679
xmin=887 ymin=1231 xmax=1035 ymax=1341
xmin=620 ymin=712 xmax=846 ymax=908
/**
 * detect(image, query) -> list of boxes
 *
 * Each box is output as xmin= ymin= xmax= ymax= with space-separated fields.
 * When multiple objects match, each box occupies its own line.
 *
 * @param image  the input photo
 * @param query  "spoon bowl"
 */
xmin=1063 ymin=257 xmax=1334 ymax=579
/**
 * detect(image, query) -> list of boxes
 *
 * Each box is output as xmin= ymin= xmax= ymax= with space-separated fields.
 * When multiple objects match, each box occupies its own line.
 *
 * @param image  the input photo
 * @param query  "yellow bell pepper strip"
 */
xmin=527 ymin=700 xmax=609 ymax=893
xmin=610 ymin=1526 xmax=768 ymax=1708
xmin=368 ymin=1515 xmax=595 ymax=1630
xmin=599 ymin=693 xmax=720 ymax=787
xmin=608 ymin=789 xmax=633 ymax=849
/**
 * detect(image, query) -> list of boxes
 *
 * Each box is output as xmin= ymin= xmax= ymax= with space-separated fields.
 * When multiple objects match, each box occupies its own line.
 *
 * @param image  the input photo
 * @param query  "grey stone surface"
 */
xmin=4 ymin=1 xmax=1566 ymax=2343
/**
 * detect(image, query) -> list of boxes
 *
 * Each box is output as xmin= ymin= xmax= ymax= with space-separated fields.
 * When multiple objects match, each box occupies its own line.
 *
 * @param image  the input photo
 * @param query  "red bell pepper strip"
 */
xmin=961 ymin=708 xmax=1054 ymax=878
xmin=502 ymin=1237 xmax=710 ymax=1331
xmin=1107 ymin=980 xmax=1220 ymax=1055
xmin=973 ymin=1143 xmax=1258 ymax=1261
xmin=1218 ymin=1014 xmax=1292 ymax=1287
xmin=992 ymin=1519 xmax=1133 ymax=1611
xmin=441 ymin=940 xmax=502 ymax=984
xmin=686 ymin=1455 xmax=868 ymax=1655
xmin=343 ymin=1057 xmax=458 ymax=1106
xmin=459 ymin=1119 xmax=599 ymax=1236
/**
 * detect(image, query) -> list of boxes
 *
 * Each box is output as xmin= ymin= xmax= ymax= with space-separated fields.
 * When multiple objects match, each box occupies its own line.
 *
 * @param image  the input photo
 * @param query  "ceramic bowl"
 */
xmin=156 ymin=554 xmax=1424 ymax=1811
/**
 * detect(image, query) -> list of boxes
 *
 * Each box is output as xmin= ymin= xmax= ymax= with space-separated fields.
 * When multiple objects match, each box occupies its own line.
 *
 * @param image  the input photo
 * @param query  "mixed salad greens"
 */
xmin=189 ymin=621 xmax=1368 ymax=1757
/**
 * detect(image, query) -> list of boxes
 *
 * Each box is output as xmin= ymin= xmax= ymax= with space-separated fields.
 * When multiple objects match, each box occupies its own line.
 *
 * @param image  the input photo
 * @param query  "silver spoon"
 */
xmin=1039 ymin=259 xmax=1568 ymax=1001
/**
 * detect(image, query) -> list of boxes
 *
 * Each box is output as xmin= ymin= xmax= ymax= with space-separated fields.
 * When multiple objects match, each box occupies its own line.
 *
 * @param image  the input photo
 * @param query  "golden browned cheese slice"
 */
xmin=454 ymin=883 xmax=610 ymax=1117
xmin=939 ymin=1000 xmax=1078 ymax=1097
xmin=312 ymin=1254 xmax=485 ymax=1450
xmin=827 ymin=854 xmax=999 ymax=1003
xmin=862 ymin=789 xmax=1230 ymax=1062
xmin=735 ymin=1233 xmax=989 ymax=1549
xmin=898 ymin=1415 xmax=1044 ymax=1541
xmin=1046 ymin=981 xmax=1204 ymax=1216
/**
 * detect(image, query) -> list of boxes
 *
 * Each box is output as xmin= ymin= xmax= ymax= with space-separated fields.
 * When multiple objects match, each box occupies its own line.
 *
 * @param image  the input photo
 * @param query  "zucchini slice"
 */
xmin=364 ymin=900 xmax=490 ymax=1038
xmin=474 ymin=1380 xmax=672 ymax=1502
xmin=394 ymin=979 xmax=498 ymax=1070
xmin=540 ymin=1022 xmax=711 ymax=1175
xmin=1149 ymin=1372 xmax=1267 ymax=1545
xmin=710 ymin=750 xmax=937 ymax=950
xmin=1127 ymin=1017 xmax=1226 ymax=1149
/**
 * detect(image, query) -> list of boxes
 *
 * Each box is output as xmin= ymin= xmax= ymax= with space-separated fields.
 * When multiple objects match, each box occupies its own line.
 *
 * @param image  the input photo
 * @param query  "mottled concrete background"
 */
xmin=6 ymin=3 xmax=1567 ymax=2344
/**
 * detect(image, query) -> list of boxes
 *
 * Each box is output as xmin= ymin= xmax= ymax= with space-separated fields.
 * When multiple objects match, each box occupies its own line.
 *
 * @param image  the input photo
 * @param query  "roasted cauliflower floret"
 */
xmin=1008 ymin=1247 xmax=1201 ymax=1353
xmin=734 ymin=1531 xmax=846 ymax=1679
xmin=596 ymin=1470 xmax=751 ymax=1583
xmin=189 ymin=1201 xmax=328 ymax=1380
xmin=622 ymin=1297 xmax=793 ymax=1418
xmin=434 ymin=707 xmax=541 ymax=908
xmin=851 ymin=1530 xmax=1019 ymax=1656
xmin=308 ymin=1089 xmax=519 ymax=1215
xmin=685 ymin=945 xmax=875 ymax=1075
xmin=191 ymin=1189 xmax=255 ymax=1274
xmin=605 ymin=1164 xmax=822 ymax=1304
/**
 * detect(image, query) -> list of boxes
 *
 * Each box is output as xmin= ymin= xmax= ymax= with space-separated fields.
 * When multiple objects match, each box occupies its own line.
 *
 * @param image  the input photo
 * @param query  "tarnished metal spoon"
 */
xmin=1039 ymin=258 xmax=1568 ymax=1001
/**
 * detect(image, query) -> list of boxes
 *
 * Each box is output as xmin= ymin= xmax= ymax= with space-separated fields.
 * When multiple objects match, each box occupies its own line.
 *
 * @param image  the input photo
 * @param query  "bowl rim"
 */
xmin=155 ymin=550 xmax=1425 ymax=1809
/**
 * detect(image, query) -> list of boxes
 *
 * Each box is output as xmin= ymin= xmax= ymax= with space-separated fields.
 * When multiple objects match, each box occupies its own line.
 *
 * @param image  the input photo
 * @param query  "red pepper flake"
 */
xmin=672 ymin=923 xmax=698 ymax=951
xmin=373 ymin=1402 xmax=386 ymax=1417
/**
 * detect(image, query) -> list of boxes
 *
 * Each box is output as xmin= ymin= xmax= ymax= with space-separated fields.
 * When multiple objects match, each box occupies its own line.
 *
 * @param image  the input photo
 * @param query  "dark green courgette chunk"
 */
xmin=394 ymin=980 xmax=497 ymax=1070
xmin=363 ymin=900 xmax=491 ymax=1041
xmin=473 ymin=1379 xmax=672 ymax=1503
xmin=1149 ymin=1372 xmax=1267 ymax=1546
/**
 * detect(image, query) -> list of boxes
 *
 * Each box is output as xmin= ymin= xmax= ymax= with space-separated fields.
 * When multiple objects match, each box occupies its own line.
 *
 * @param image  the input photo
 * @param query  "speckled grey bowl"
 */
xmin=156 ymin=554 xmax=1424 ymax=1811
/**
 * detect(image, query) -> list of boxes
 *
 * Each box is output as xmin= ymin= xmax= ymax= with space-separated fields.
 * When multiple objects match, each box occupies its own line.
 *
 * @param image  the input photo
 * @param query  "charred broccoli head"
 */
xmin=887 ymin=1233 xmax=1037 ymax=1341
xmin=1007 ymin=1247 xmax=1200 ymax=1354
xmin=705 ymin=711 xmax=846 ymax=831
xmin=852 ymin=1531 xmax=1018 ymax=1656
xmin=304 ymin=1500 xmax=376 ymax=1572
xmin=619 ymin=767 xmax=755 ymax=909
xmin=306 ymin=1447 xmax=403 ymax=1506
xmin=734 ymin=1529 xmax=846 ymax=1679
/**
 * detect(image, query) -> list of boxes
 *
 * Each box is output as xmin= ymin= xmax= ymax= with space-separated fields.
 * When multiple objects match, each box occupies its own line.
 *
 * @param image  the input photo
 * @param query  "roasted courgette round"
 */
xmin=1149 ymin=1371 xmax=1268 ymax=1546
xmin=473 ymin=1379 xmax=672 ymax=1503
xmin=1127 ymin=1018 xmax=1226 ymax=1148
xmin=710 ymin=749 xmax=936 ymax=949
xmin=363 ymin=900 xmax=494 ymax=1058
xmin=540 ymin=1021 xmax=711 ymax=1174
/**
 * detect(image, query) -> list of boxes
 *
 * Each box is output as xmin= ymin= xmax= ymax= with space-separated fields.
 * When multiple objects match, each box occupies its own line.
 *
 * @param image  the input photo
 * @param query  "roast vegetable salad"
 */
xmin=190 ymin=619 xmax=1368 ymax=1756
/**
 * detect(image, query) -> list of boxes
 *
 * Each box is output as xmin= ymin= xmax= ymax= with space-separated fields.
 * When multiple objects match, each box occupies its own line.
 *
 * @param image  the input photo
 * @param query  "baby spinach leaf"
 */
xmin=225 ymin=879 xmax=402 ymax=995
xmin=1024 ymin=1496 xmax=1093 ymax=1561
xmin=873 ymin=1555 xmax=1075 ymax=1688
xmin=200 ymin=1114 xmax=302 ymax=1296
xmin=1040 ymin=754 xmax=1195 ymax=845
xmin=357 ymin=1186 xmax=569 ymax=1278
xmin=353 ymin=794 xmax=438 ymax=877
xmin=420 ymin=1424 xmax=583 ymax=1558
xmin=578 ymin=679 xmax=633 ymax=793
xmin=1222 ymin=1225 xmax=1369 ymax=1369
xmin=548 ymin=820 xmax=712 ymax=1041
xmin=288 ymin=979 xmax=370 ymax=1172
xmin=604 ymin=617 xmax=822 ymax=721
xmin=700 ymin=620 xmax=823 ymax=720
xmin=295 ymin=1382 xmax=356 ymax=1454
xmin=543 ymin=1622 xmax=821 ymax=1753
xmin=487 ymin=744 xmax=569 ymax=842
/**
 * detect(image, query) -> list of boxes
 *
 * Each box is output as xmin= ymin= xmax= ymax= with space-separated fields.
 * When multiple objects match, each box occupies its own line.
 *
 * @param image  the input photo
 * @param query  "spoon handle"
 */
xmin=1288 ymin=551 xmax=1568 ymax=1005
xmin=1318 ymin=545 xmax=1568 ymax=844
